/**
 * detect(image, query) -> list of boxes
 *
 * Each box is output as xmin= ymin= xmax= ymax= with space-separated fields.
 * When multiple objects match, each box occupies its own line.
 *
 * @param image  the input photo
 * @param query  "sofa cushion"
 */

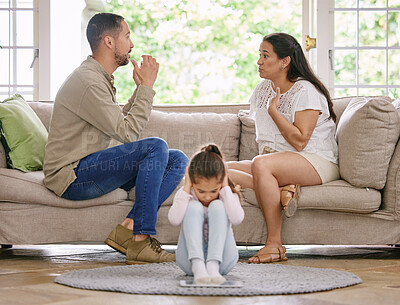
xmin=333 ymin=96 xmax=393 ymax=125
xmin=139 ymin=110 xmax=241 ymax=161
xmin=238 ymin=110 xmax=258 ymax=161
xmin=336 ymin=97 xmax=400 ymax=189
xmin=0 ymin=168 xmax=128 ymax=208
xmin=240 ymin=179 xmax=381 ymax=213
xmin=0 ymin=95 xmax=48 ymax=172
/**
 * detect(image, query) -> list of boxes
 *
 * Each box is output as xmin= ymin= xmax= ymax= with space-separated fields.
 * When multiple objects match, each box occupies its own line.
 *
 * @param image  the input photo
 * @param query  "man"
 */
xmin=43 ymin=13 xmax=188 ymax=264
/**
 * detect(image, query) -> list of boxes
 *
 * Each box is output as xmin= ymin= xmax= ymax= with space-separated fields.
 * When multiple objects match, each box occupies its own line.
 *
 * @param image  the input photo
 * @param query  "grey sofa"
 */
xmin=1 ymin=96 xmax=400 ymax=246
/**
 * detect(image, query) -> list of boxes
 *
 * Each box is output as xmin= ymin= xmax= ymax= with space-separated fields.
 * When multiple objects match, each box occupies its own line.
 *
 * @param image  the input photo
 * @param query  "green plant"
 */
xmin=391 ymin=88 xmax=399 ymax=99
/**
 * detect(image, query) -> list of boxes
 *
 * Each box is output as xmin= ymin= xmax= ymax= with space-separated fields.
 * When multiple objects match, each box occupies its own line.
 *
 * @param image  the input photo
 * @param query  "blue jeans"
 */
xmin=62 ymin=137 xmax=188 ymax=235
xmin=176 ymin=200 xmax=239 ymax=276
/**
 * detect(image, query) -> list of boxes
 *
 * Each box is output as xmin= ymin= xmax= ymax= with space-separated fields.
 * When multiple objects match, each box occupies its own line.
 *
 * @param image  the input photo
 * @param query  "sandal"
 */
xmin=249 ymin=246 xmax=288 ymax=264
xmin=280 ymin=184 xmax=300 ymax=218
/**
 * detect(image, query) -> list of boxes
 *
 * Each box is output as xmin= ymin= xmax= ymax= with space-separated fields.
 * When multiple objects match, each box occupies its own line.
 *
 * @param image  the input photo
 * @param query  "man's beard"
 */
xmin=115 ymin=48 xmax=130 ymax=66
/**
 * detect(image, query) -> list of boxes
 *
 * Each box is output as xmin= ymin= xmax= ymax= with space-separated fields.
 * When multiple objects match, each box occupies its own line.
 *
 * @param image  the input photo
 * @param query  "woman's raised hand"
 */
xmin=268 ymin=86 xmax=280 ymax=115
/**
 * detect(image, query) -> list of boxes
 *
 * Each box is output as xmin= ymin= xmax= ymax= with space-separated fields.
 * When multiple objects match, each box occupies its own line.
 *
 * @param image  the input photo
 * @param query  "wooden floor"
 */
xmin=0 ymin=244 xmax=399 ymax=305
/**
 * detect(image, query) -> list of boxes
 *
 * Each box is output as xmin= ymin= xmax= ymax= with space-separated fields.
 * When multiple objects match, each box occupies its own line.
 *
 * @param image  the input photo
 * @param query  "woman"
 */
xmin=228 ymin=33 xmax=339 ymax=263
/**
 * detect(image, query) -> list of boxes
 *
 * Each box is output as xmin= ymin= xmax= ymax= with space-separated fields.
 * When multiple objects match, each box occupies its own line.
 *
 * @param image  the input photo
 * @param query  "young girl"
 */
xmin=168 ymin=144 xmax=244 ymax=284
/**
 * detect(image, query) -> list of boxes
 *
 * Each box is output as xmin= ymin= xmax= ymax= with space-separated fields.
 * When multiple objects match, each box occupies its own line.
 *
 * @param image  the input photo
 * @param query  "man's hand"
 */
xmin=132 ymin=61 xmax=141 ymax=87
xmin=131 ymin=55 xmax=159 ymax=88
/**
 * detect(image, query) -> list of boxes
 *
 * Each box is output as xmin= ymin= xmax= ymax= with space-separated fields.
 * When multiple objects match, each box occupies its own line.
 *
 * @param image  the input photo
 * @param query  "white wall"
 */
xmin=50 ymin=0 xmax=85 ymax=99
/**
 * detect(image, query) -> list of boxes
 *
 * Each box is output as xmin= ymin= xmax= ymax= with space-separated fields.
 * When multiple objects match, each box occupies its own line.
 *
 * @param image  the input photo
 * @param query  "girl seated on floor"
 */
xmin=168 ymin=144 xmax=244 ymax=284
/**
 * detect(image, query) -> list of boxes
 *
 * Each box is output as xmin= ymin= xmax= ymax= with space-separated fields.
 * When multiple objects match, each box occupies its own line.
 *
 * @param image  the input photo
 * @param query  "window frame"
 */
xmin=315 ymin=0 xmax=400 ymax=98
xmin=36 ymin=0 xmax=50 ymax=101
xmin=0 ymin=0 xmax=50 ymax=101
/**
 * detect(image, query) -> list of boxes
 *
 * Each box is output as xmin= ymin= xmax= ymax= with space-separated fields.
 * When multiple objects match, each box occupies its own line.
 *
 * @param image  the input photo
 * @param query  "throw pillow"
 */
xmin=335 ymin=97 xmax=400 ymax=189
xmin=0 ymin=94 xmax=48 ymax=171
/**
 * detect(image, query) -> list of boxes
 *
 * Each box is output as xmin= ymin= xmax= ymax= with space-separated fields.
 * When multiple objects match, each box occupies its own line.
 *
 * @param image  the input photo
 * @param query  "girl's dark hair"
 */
xmin=263 ymin=33 xmax=336 ymax=122
xmin=87 ymin=13 xmax=124 ymax=52
xmin=189 ymin=144 xmax=240 ymax=195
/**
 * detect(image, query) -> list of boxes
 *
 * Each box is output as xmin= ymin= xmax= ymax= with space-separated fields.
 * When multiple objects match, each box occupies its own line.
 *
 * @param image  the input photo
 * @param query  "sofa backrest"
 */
xmin=27 ymin=102 xmax=248 ymax=163
xmin=27 ymin=102 xmax=53 ymax=131
xmin=24 ymin=97 xmax=367 ymax=132
xmin=151 ymin=105 xmax=247 ymax=160
xmin=153 ymin=103 xmax=249 ymax=114
xmin=140 ymin=110 xmax=242 ymax=161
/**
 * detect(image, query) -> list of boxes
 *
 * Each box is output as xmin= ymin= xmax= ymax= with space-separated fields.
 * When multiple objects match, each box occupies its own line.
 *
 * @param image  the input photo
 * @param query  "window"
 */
xmin=0 ymin=0 xmax=50 ymax=101
xmin=3 ymin=1 xmax=397 ymax=103
xmin=104 ymin=0 xmax=303 ymax=104
xmin=314 ymin=0 xmax=400 ymax=98
xmin=0 ymin=0 xmax=37 ymax=101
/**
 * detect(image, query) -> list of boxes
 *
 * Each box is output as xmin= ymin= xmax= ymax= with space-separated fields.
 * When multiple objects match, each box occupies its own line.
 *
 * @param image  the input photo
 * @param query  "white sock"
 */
xmin=191 ymin=258 xmax=210 ymax=283
xmin=206 ymin=260 xmax=226 ymax=284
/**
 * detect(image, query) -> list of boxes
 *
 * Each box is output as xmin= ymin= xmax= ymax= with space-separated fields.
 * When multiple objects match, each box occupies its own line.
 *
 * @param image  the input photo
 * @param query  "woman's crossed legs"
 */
xmin=227 ymin=151 xmax=321 ymax=262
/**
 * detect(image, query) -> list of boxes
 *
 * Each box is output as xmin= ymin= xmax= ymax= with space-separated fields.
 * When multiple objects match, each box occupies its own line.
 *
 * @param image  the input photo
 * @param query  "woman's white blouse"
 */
xmin=249 ymin=79 xmax=338 ymax=164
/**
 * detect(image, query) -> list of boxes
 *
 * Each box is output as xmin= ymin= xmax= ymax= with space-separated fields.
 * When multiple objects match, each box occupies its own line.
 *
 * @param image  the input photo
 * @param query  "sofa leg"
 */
xmin=1 ymin=244 xmax=12 ymax=249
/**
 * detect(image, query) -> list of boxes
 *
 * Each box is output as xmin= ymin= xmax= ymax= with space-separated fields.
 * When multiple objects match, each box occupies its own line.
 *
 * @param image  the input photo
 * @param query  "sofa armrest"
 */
xmin=382 ymin=139 xmax=400 ymax=218
xmin=0 ymin=142 xmax=6 ymax=168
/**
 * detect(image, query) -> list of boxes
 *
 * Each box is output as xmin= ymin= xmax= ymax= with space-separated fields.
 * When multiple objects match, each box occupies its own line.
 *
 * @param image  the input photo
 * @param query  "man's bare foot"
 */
xmin=133 ymin=234 xmax=149 ymax=242
xmin=121 ymin=218 xmax=134 ymax=230
xmin=120 ymin=219 xmax=148 ymax=241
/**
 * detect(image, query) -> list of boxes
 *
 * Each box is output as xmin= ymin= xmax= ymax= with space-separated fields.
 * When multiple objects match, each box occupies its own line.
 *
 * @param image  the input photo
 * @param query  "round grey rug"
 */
xmin=55 ymin=262 xmax=362 ymax=296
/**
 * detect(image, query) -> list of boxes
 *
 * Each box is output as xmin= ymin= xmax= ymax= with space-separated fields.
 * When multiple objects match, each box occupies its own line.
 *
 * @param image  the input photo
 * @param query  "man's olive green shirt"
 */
xmin=43 ymin=56 xmax=155 ymax=196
